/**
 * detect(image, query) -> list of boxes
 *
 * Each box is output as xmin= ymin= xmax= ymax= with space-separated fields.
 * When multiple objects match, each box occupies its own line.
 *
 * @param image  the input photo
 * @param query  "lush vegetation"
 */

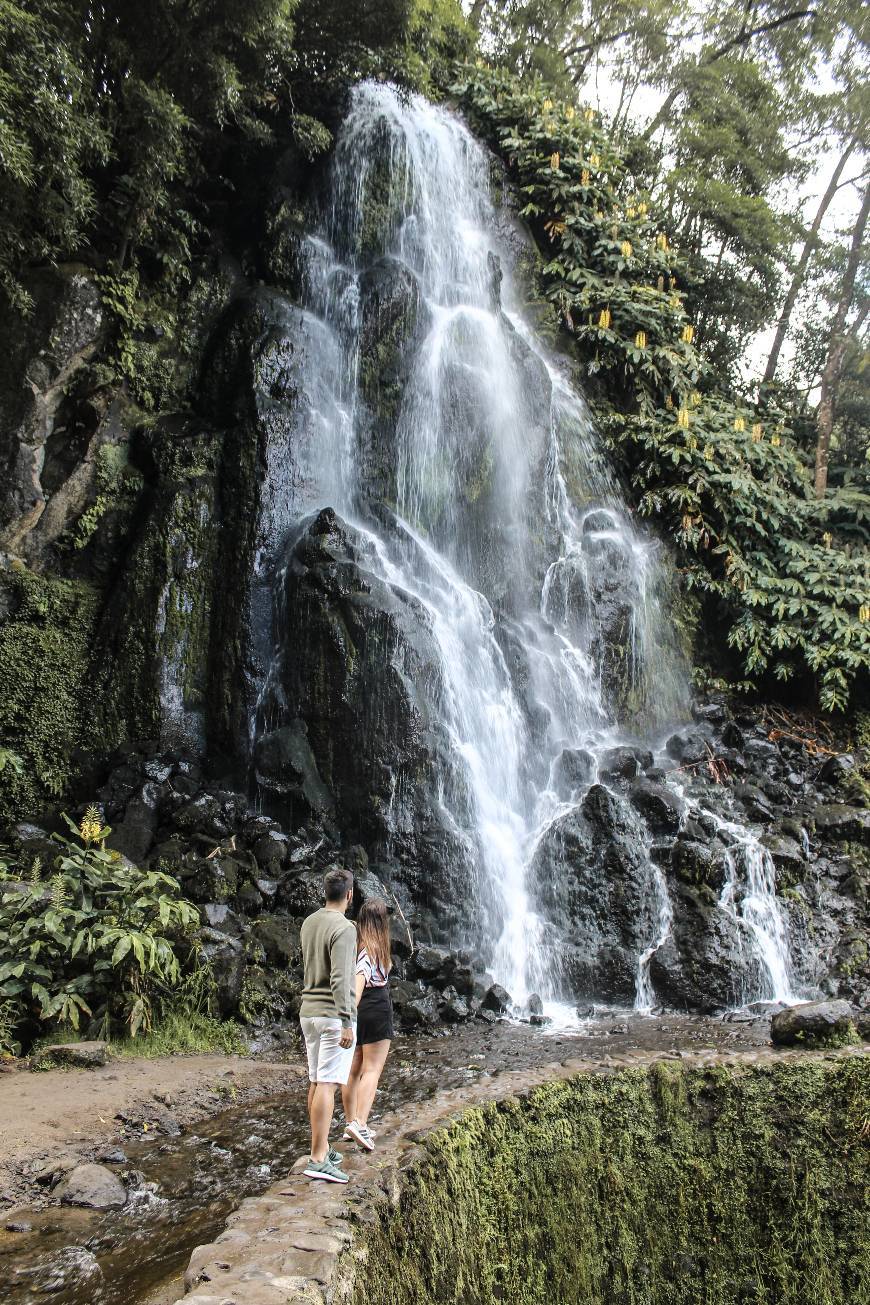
xmin=0 ymin=807 xmax=201 ymax=1054
xmin=0 ymin=0 xmax=471 ymax=403
xmin=455 ymin=65 xmax=869 ymax=710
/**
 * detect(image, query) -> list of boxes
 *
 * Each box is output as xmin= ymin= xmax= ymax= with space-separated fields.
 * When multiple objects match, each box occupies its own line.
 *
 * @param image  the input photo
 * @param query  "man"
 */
xmin=299 ymin=866 xmax=357 ymax=1183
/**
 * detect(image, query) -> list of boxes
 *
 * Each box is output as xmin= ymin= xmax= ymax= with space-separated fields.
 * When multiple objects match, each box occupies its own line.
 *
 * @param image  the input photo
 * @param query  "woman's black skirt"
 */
xmin=357 ymin=984 xmax=394 ymax=1045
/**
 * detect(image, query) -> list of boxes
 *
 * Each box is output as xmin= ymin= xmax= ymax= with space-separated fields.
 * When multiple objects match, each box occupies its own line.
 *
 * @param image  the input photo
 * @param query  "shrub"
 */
xmin=0 ymin=807 xmax=200 ymax=1048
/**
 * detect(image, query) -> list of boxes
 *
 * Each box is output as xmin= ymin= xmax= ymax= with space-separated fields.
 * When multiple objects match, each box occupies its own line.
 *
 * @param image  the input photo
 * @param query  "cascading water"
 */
xmin=252 ymin=82 xmax=794 ymax=1016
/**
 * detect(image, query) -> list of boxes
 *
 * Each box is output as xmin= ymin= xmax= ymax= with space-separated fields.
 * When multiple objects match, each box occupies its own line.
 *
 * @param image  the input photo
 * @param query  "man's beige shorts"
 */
xmin=300 ymin=1015 xmax=357 ymax=1084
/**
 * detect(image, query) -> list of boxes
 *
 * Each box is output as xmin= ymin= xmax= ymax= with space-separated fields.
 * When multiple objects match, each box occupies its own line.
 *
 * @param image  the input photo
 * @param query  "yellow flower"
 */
xmin=665 ymin=395 xmax=674 ymax=409
xmin=79 ymin=804 xmax=105 ymax=845
xmin=681 ymin=325 xmax=694 ymax=344
xmin=638 ymin=202 xmax=648 ymax=216
xmin=734 ymin=416 xmax=746 ymax=432
xmin=581 ymin=169 xmax=591 ymax=185
xmin=822 ymin=531 xmax=832 ymax=548
xmin=751 ymin=423 xmax=763 ymax=441
xmin=634 ymin=330 xmax=647 ymax=349
xmin=626 ymin=206 xmax=636 ymax=218
xmin=677 ymin=407 xmax=690 ymax=429
xmin=771 ymin=434 xmax=781 ymax=447
xmin=704 ymin=443 xmax=714 ymax=460
xmin=656 ymin=233 xmax=669 ymax=251
xmin=550 ymin=152 xmax=560 ymax=170
xmin=621 ymin=240 xmax=633 ymax=258
xmin=584 ymin=107 xmax=595 ymax=121
xmin=598 ymin=308 xmax=611 ymax=329
xmin=669 ymin=295 xmax=681 ymax=308
xmin=565 ymin=105 xmax=575 ymax=120
xmin=543 ymin=99 xmax=553 ymax=112
xmin=690 ymin=391 xmax=702 ymax=407
xmin=670 ymin=276 xmax=678 ymax=290
xmin=590 ymin=153 xmax=601 ymax=167
xmin=593 ymin=208 xmax=603 ymax=219
xmin=859 ymin=604 xmax=870 ymax=623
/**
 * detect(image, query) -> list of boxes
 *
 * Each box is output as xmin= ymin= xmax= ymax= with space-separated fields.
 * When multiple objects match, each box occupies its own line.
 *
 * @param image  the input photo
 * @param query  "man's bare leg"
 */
xmin=309 ymin=1081 xmax=337 ymax=1162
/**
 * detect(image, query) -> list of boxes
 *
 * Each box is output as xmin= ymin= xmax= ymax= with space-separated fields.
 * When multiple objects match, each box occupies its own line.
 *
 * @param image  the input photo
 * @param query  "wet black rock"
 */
xmin=813 ymin=805 xmax=870 ymax=844
xmin=599 ymin=746 xmax=653 ymax=782
xmin=629 ymin=779 xmax=682 ymax=833
xmin=816 ymin=753 xmax=856 ymax=785
xmin=770 ymin=999 xmax=855 ymax=1046
xmin=530 ymin=784 xmax=658 ymax=1003
xmin=480 ymin=983 xmax=512 ymax=1015
xmin=551 ymin=747 xmax=596 ymax=798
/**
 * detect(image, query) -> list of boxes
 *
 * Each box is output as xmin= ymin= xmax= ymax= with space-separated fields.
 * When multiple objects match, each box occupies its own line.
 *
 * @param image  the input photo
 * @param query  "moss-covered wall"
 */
xmin=0 ymin=566 xmax=101 ymax=826
xmin=350 ymin=1057 xmax=869 ymax=1305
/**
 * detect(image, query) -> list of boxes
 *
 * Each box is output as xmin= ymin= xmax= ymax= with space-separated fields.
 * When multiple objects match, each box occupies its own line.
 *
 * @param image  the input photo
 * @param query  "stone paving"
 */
xmin=171 ymin=1042 xmax=868 ymax=1305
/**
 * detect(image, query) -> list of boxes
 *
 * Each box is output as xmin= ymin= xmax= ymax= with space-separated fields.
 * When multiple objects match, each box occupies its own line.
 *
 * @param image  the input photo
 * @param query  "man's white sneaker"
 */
xmin=344 ymin=1119 xmax=375 ymax=1151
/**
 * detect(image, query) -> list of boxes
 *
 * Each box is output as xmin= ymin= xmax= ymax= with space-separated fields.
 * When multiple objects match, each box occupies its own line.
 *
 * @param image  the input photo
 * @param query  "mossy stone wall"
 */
xmin=350 ymin=1057 xmax=869 ymax=1305
xmin=0 ymin=567 xmax=101 ymax=826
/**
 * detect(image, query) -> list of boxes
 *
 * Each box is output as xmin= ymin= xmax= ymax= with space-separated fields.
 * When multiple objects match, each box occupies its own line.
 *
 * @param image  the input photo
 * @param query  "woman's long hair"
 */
xmin=356 ymin=898 xmax=392 ymax=974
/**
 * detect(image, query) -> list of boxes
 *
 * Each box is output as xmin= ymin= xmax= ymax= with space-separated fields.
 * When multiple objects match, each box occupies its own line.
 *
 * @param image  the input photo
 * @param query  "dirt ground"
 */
xmin=0 ymin=1051 xmax=306 ymax=1210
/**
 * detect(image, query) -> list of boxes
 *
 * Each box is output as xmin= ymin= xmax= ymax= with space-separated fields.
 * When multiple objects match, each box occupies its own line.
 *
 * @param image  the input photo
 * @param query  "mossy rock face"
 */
xmin=346 ymin=1056 xmax=870 ymax=1305
xmin=0 ymin=566 xmax=101 ymax=826
xmin=91 ymin=420 xmax=225 ymax=758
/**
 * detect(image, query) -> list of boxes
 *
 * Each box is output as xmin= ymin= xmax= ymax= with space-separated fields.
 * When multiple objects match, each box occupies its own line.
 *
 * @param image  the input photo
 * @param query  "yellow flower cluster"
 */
xmin=681 ymin=325 xmax=694 ymax=344
xmin=79 ymin=805 xmax=105 ymax=845
xmin=734 ymin=416 xmax=746 ymax=432
xmin=751 ymin=423 xmax=763 ymax=441
xmin=581 ymin=168 xmax=590 ymax=185
xmin=621 ymin=240 xmax=633 ymax=257
xmin=543 ymin=98 xmax=553 ymax=111
xmin=589 ymin=153 xmax=601 ymax=167
xmin=598 ymin=308 xmax=611 ymax=329
xmin=771 ymin=434 xmax=781 ymax=447
xmin=550 ymin=151 xmax=560 ymax=170
xmin=859 ymin=604 xmax=870 ymax=622
xmin=634 ymin=330 xmax=647 ymax=349
xmin=565 ymin=105 xmax=575 ymax=120
xmin=677 ymin=407 xmax=690 ymax=429
xmin=656 ymin=233 xmax=669 ymax=251
xmin=584 ymin=107 xmax=595 ymax=121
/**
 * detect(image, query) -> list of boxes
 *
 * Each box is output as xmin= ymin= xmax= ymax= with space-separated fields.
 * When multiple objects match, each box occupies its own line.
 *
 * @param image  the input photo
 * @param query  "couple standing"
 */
xmin=299 ymin=867 xmax=394 ymax=1183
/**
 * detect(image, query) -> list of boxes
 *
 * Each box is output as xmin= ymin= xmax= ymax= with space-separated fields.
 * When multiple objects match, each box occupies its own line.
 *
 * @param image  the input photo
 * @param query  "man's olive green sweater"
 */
xmin=299 ymin=907 xmax=357 ymax=1028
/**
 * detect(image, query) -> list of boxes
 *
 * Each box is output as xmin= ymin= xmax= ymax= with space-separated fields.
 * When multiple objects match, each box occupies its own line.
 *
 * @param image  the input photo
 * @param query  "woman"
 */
xmin=342 ymin=898 xmax=393 ymax=1152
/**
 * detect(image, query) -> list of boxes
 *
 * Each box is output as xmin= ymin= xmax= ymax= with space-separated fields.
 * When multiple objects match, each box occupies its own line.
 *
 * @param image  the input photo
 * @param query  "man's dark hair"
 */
xmin=323 ymin=867 xmax=354 ymax=903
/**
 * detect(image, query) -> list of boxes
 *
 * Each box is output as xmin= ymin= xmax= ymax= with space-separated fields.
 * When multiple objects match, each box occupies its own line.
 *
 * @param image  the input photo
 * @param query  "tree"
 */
xmin=815 ymin=185 xmax=870 ymax=498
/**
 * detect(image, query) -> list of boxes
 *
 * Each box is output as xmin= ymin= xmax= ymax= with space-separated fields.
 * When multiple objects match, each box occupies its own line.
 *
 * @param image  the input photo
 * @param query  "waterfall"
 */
xmin=252 ymin=82 xmax=793 ymax=1017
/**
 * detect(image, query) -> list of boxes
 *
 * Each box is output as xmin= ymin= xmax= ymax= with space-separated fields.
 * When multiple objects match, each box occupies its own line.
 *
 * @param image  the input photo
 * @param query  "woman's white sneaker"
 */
xmin=344 ymin=1119 xmax=375 ymax=1151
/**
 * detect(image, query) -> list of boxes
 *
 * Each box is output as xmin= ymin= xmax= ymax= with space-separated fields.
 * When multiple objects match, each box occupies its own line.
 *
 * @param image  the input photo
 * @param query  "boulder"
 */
xmin=31 ymin=1041 xmax=108 ymax=1071
xmin=480 ymin=983 xmax=512 ymax=1015
xmin=598 ymin=746 xmax=653 ymax=782
xmin=550 ymin=748 xmax=595 ymax=798
xmin=530 ymin=784 xmax=660 ymax=1003
xmin=628 ymin=779 xmax=682 ymax=833
xmin=770 ymin=1000 xmax=855 ymax=1047
xmin=57 ymin=1163 xmax=127 ymax=1210
xmin=813 ymin=805 xmax=870 ymax=844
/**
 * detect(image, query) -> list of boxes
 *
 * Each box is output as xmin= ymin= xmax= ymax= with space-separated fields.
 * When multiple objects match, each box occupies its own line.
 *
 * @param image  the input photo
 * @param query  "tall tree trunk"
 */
xmin=763 ymin=139 xmax=857 ymax=385
xmin=468 ymin=0 xmax=487 ymax=29
xmin=814 ymin=184 xmax=870 ymax=498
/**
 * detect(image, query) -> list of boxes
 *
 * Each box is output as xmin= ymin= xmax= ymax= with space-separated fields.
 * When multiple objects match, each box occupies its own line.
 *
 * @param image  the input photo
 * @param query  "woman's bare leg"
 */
xmin=355 ymin=1040 xmax=391 ymax=1126
xmin=341 ymin=1046 xmax=363 ymax=1125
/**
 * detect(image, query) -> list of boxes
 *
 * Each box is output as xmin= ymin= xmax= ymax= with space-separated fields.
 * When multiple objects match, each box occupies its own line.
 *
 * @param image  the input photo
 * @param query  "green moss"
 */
xmin=91 ymin=425 xmax=224 ymax=752
xmin=0 ymin=566 xmax=101 ymax=827
xmin=347 ymin=1057 xmax=870 ymax=1305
